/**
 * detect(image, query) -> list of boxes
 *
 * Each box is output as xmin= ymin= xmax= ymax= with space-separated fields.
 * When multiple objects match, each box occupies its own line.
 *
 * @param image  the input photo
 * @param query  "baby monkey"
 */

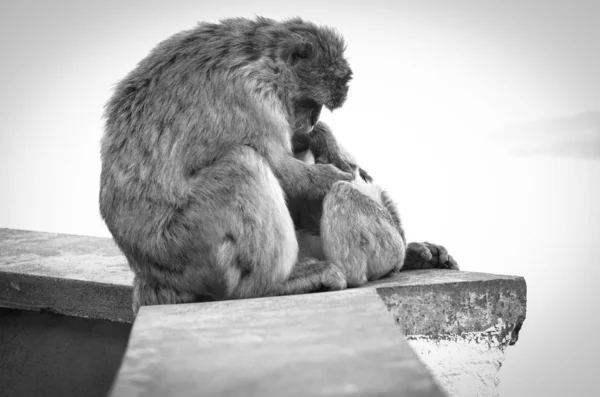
xmin=291 ymin=122 xmax=459 ymax=287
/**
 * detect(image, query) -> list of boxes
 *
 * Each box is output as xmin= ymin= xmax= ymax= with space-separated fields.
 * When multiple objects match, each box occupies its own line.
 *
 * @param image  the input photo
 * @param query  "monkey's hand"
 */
xmin=402 ymin=241 xmax=459 ymax=271
xmin=308 ymin=122 xmax=373 ymax=183
xmin=313 ymin=148 xmax=353 ymax=174
xmin=316 ymin=154 xmax=373 ymax=183
xmin=310 ymin=163 xmax=354 ymax=196
xmin=355 ymin=165 xmax=373 ymax=183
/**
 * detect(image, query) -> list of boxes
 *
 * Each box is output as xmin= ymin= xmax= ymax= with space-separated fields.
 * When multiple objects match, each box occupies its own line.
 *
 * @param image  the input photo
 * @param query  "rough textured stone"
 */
xmin=0 ymin=229 xmax=527 ymax=334
xmin=0 ymin=228 xmax=131 ymax=285
xmin=109 ymin=289 xmax=447 ymax=397
xmin=0 ymin=229 xmax=527 ymax=397
xmin=0 ymin=228 xmax=132 ymax=322
xmin=373 ymin=270 xmax=527 ymax=397
xmin=375 ymin=270 xmax=526 ymax=342
xmin=0 ymin=308 xmax=131 ymax=397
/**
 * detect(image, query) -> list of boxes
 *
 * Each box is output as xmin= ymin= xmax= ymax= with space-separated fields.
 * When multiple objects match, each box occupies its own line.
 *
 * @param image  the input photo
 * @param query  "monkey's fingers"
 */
xmin=423 ymin=242 xmax=460 ymax=270
xmin=403 ymin=242 xmax=432 ymax=270
xmin=404 ymin=241 xmax=459 ymax=270
xmin=407 ymin=242 xmax=433 ymax=261
xmin=358 ymin=167 xmax=373 ymax=183
xmin=331 ymin=156 xmax=355 ymax=174
xmin=424 ymin=242 xmax=449 ymax=265
xmin=345 ymin=161 xmax=373 ymax=182
xmin=315 ymin=154 xmax=352 ymax=174
xmin=336 ymin=168 xmax=356 ymax=182
xmin=446 ymin=255 xmax=459 ymax=270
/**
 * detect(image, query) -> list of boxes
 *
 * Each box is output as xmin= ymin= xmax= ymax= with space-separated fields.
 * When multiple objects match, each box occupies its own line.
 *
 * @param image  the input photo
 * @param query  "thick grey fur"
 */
xmin=292 ymin=123 xmax=459 ymax=287
xmin=100 ymin=17 xmax=357 ymax=314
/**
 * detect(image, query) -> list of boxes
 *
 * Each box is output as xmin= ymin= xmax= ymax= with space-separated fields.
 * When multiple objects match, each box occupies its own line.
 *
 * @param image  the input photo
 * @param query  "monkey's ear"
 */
xmin=281 ymin=41 xmax=315 ymax=65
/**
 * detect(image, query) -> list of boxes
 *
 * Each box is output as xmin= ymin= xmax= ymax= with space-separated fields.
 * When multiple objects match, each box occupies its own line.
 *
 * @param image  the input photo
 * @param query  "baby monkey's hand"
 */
xmin=309 ymin=122 xmax=373 ymax=183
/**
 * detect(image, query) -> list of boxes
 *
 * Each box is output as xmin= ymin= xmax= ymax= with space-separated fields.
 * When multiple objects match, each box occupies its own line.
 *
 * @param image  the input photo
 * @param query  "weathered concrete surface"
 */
xmin=0 ymin=229 xmax=526 ymax=328
xmin=375 ymin=270 xmax=527 ymax=397
xmin=0 ymin=228 xmax=133 ymax=322
xmin=375 ymin=270 xmax=526 ymax=341
xmin=0 ymin=228 xmax=131 ymax=285
xmin=109 ymin=289 xmax=447 ymax=397
xmin=1 ymin=229 xmax=527 ymax=396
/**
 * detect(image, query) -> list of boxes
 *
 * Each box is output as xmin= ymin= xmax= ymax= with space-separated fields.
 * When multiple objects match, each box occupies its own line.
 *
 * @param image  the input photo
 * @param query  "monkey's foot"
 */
xmin=319 ymin=261 xmax=348 ymax=291
xmin=287 ymin=259 xmax=347 ymax=294
xmin=402 ymin=241 xmax=459 ymax=271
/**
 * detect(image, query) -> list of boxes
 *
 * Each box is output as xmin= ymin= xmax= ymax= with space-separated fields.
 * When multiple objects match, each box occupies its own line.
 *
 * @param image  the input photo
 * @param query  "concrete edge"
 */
xmin=376 ymin=276 xmax=527 ymax=347
xmin=0 ymin=271 xmax=133 ymax=323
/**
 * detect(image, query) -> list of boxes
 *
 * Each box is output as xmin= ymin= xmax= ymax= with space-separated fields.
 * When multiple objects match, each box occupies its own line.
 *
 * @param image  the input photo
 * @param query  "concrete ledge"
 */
xmin=374 ymin=271 xmax=526 ymax=397
xmin=1 ymin=228 xmax=527 ymax=396
xmin=0 ymin=228 xmax=132 ymax=322
xmin=109 ymin=289 xmax=447 ymax=397
xmin=0 ymin=229 xmax=526 ymax=332
xmin=375 ymin=270 xmax=526 ymax=342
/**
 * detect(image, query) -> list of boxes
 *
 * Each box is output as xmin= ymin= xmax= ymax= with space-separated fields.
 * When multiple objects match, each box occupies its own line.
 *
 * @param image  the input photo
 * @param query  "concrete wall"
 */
xmin=0 ymin=308 xmax=131 ymax=397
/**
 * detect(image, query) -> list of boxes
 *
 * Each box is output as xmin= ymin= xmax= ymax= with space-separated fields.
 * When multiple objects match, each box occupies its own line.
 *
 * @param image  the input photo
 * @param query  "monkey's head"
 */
xmin=277 ymin=20 xmax=352 ymax=133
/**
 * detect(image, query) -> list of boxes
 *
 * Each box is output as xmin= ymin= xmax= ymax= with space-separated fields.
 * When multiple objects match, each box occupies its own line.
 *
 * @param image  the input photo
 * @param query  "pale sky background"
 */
xmin=1 ymin=1 xmax=599 ymax=396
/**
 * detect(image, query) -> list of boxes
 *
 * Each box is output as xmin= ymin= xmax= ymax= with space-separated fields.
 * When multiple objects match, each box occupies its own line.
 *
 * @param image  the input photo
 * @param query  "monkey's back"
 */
xmin=321 ymin=179 xmax=406 ymax=287
xmin=100 ymin=19 xmax=291 ymax=231
xmin=99 ymin=17 xmax=352 ymax=309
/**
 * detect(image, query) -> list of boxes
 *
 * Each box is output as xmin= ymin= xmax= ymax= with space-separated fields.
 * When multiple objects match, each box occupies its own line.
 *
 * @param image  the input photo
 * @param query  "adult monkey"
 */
xmin=100 ymin=17 xmax=355 ymax=314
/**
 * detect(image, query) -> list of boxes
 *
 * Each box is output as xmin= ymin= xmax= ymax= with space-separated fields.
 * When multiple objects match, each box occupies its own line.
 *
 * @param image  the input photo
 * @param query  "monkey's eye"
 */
xmin=290 ymin=42 xmax=315 ymax=65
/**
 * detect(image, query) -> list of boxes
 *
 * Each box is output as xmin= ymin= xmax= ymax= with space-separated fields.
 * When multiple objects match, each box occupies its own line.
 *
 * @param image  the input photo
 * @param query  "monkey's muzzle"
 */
xmin=310 ymin=102 xmax=323 ymax=127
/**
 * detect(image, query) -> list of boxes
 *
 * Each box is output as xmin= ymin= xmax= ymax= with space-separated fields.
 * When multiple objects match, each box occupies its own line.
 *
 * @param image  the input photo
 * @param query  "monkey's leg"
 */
xmin=321 ymin=181 xmax=405 ymax=287
xmin=402 ymin=241 xmax=459 ymax=270
xmin=185 ymin=145 xmax=348 ymax=301
xmin=132 ymin=275 xmax=198 ymax=315
xmin=276 ymin=257 xmax=347 ymax=295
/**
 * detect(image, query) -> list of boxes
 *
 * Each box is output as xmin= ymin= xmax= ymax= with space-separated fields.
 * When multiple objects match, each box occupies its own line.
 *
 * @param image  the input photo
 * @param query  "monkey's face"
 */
xmin=281 ymin=36 xmax=352 ymax=133
xmin=295 ymin=55 xmax=353 ymax=112
xmin=291 ymin=98 xmax=323 ymax=134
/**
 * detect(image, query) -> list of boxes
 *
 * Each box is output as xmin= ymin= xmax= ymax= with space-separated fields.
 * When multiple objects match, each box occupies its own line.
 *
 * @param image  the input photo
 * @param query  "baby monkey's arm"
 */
xmin=294 ymin=122 xmax=373 ymax=182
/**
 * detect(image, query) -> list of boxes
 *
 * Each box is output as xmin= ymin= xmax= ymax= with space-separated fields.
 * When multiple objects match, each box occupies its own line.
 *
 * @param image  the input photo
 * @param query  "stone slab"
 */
xmin=1 ymin=229 xmax=527 ymax=396
xmin=374 ymin=271 xmax=526 ymax=397
xmin=0 ymin=228 xmax=133 ymax=322
xmin=376 ymin=270 xmax=526 ymax=342
xmin=0 ymin=308 xmax=131 ymax=397
xmin=0 ymin=228 xmax=131 ymax=285
xmin=109 ymin=289 xmax=447 ymax=397
xmin=0 ymin=229 xmax=526 ymax=330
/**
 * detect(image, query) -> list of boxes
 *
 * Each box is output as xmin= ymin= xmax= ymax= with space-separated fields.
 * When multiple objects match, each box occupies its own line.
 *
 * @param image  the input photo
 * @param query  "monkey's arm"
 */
xmin=296 ymin=122 xmax=373 ymax=182
xmin=291 ymin=132 xmax=311 ymax=154
xmin=267 ymin=147 xmax=353 ymax=200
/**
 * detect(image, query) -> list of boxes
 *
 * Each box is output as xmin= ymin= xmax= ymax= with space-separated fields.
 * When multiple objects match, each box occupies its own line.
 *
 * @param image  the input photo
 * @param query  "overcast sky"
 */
xmin=1 ymin=2 xmax=599 ymax=397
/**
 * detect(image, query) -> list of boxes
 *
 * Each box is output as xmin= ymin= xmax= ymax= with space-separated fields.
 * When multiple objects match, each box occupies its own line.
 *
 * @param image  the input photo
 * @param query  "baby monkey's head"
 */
xmin=276 ymin=19 xmax=352 ymax=131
